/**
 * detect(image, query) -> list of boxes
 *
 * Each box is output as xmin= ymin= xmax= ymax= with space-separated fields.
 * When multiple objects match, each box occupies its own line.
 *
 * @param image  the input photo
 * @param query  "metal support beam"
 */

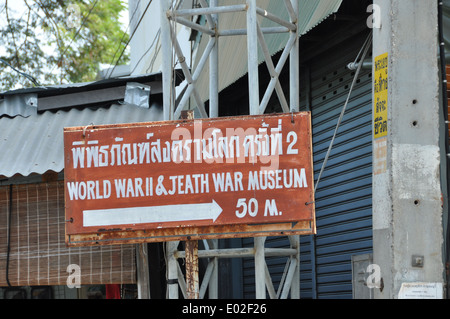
xmin=174 ymin=37 xmax=215 ymax=119
xmin=209 ymin=0 xmax=219 ymax=118
xmin=166 ymin=241 xmax=180 ymax=299
xmin=207 ymin=239 xmax=219 ymax=299
xmin=257 ymin=22 xmax=290 ymax=113
xmin=199 ymin=256 xmax=215 ymax=298
xmin=165 ymin=0 xmax=300 ymax=120
xmin=171 ymin=243 xmax=300 ymax=299
xmin=254 ymin=236 xmax=266 ymax=299
xmin=161 ymin=0 xmax=301 ymax=299
xmin=175 ymin=247 xmax=299 ymax=259
xmin=289 ymin=0 xmax=299 ymax=113
xmin=168 ymin=4 xmax=247 ymax=17
xmin=160 ymin=0 xmax=174 ymax=121
xmin=288 ymin=235 xmax=300 ymax=298
xmin=247 ymin=0 xmax=260 ymax=116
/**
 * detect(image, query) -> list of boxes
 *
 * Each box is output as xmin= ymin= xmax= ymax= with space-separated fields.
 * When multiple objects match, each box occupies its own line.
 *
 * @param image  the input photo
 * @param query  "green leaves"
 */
xmin=0 ymin=0 xmax=130 ymax=90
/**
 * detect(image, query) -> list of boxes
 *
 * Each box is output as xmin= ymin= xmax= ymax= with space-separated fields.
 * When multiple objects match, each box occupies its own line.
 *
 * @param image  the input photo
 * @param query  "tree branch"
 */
xmin=5 ymin=0 xmax=21 ymax=68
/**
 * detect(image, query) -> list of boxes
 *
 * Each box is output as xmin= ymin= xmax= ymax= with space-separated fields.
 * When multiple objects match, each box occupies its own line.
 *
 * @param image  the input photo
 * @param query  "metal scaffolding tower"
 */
xmin=160 ymin=0 xmax=301 ymax=299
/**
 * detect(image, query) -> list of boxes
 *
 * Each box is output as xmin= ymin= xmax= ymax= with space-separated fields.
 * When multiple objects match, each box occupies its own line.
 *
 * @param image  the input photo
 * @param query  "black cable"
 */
xmin=106 ymin=0 xmax=153 ymax=79
xmin=49 ymin=0 xmax=100 ymax=76
xmin=130 ymin=29 xmax=161 ymax=75
xmin=6 ymin=185 xmax=12 ymax=287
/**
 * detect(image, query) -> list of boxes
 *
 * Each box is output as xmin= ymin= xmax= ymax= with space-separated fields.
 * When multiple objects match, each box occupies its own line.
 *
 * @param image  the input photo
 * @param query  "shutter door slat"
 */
xmin=241 ymin=32 xmax=373 ymax=299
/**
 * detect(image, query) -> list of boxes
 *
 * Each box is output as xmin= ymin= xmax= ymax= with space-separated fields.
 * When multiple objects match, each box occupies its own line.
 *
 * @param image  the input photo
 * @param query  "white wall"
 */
xmin=128 ymin=0 xmax=193 ymax=76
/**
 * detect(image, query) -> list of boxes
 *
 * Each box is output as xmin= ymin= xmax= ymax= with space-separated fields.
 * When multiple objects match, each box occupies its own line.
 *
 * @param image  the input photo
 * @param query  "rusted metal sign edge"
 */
xmin=63 ymin=112 xmax=299 ymax=132
xmin=66 ymin=220 xmax=316 ymax=247
xmin=64 ymin=112 xmax=316 ymax=246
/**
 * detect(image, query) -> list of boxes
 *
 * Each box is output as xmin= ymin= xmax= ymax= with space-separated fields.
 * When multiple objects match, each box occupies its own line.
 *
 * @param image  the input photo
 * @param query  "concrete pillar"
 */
xmin=372 ymin=0 xmax=445 ymax=298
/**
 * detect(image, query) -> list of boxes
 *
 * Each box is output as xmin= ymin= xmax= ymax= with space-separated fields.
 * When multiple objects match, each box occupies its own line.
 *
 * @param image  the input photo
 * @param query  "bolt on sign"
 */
xmin=64 ymin=112 xmax=316 ymax=246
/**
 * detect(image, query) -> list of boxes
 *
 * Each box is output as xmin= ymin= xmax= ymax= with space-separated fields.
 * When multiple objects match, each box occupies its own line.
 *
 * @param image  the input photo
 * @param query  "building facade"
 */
xmin=0 ymin=0 xmax=448 ymax=299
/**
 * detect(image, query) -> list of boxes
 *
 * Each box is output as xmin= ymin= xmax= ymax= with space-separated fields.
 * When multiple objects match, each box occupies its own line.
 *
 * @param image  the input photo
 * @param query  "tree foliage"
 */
xmin=0 ymin=0 xmax=129 ymax=91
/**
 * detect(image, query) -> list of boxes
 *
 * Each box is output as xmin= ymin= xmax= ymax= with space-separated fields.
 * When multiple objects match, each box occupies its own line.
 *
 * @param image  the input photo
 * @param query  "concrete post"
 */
xmin=372 ymin=0 xmax=445 ymax=298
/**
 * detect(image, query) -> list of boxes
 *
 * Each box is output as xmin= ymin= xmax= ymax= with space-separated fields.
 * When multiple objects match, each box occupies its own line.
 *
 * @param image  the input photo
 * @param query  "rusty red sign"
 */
xmin=64 ymin=113 xmax=315 ymax=246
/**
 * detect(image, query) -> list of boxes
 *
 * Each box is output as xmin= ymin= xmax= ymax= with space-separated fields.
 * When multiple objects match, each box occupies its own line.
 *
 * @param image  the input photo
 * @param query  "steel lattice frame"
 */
xmin=160 ymin=0 xmax=301 ymax=299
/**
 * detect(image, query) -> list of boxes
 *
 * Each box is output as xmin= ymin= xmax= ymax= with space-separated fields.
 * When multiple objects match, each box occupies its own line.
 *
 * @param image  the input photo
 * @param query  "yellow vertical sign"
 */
xmin=373 ymin=53 xmax=388 ymax=139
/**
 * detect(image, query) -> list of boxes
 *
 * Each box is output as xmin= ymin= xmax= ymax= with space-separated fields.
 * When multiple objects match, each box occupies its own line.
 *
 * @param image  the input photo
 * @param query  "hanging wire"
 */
xmin=106 ymin=0 xmax=153 ymax=79
xmin=49 ymin=0 xmax=100 ymax=77
xmin=313 ymin=31 xmax=373 ymax=195
xmin=0 ymin=58 xmax=40 ymax=87
xmin=106 ymin=0 xmax=142 ymax=77
xmin=130 ymin=29 xmax=161 ymax=75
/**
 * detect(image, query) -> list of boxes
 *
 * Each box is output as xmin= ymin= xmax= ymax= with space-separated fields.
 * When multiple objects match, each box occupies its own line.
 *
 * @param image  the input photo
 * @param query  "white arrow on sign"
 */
xmin=82 ymin=200 xmax=223 ymax=227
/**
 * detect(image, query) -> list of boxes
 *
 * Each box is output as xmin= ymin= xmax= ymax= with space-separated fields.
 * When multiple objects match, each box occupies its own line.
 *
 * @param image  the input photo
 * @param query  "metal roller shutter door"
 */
xmin=0 ymin=181 xmax=136 ymax=287
xmin=242 ymin=33 xmax=373 ymax=299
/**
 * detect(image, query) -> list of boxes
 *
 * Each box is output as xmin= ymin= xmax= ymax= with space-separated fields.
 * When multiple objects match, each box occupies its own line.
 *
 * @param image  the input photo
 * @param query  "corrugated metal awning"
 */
xmin=0 ymin=71 xmax=183 ymax=117
xmin=193 ymin=0 xmax=343 ymax=103
xmin=0 ymin=104 xmax=163 ymax=178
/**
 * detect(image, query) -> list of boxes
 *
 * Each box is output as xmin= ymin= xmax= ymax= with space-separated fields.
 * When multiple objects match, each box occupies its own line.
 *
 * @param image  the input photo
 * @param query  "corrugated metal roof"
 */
xmin=0 ymin=72 xmax=168 ymax=97
xmin=0 ymin=71 xmax=184 ymax=117
xmin=0 ymin=103 xmax=163 ymax=178
xmin=193 ymin=0 xmax=343 ymax=102
xmin=0 ymin=93 xmax=37 ymax=118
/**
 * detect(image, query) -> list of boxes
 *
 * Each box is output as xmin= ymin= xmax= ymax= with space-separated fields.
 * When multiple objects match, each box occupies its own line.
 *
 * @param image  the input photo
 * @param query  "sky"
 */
xmin=0 ymin=1 xmax=129 ymax=29
xmin=0 ymin=0 xmax=130 ymax=83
